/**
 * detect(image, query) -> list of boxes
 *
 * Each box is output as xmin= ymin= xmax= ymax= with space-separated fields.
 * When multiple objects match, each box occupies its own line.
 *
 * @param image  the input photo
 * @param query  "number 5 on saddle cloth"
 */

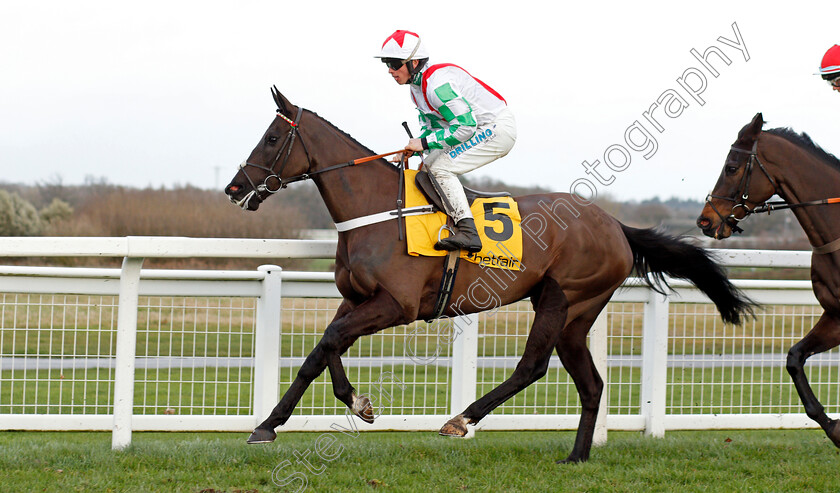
xmin=405 ymin=169 xmax=524 ymax=271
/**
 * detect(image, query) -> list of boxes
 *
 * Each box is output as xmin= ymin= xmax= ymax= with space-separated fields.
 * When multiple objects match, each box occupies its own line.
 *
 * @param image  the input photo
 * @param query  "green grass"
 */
xmin=0 ymin=430 xmax=838 ymax=492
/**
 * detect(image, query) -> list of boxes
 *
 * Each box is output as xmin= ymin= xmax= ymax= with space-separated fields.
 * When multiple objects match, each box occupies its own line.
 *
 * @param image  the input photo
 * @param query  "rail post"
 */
xmin=590 ymin=310 xmax=609 ymax=445
xmin=253 ymin=265 xmax=283 ymax=426
xmin=450 ymin=313 xmax=479 ymax=438
xmin=641 ymin=290 xmax=669 ymax=437
xmin=112 ymin=256 xmax=144 ymax=450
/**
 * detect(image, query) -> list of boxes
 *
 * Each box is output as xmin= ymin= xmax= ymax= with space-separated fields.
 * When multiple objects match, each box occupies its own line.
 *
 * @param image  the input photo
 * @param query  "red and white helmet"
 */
xmin=375 ymin=30 xmax=429 ymax=61
xmin=818 ymin=44 xmax=840 ymax=79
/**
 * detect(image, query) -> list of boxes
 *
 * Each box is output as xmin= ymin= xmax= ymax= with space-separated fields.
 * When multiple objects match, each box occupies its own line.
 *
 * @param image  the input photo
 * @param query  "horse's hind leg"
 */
xmin=439 ymin=278 xmax=568 ymax=436
xmin=554 ymin=301 xmax=609 ymax=463
xmin=786 ymin=312 xmax=840 ymax=447
xmin=248 ymin=289 xmax=404 ymax=443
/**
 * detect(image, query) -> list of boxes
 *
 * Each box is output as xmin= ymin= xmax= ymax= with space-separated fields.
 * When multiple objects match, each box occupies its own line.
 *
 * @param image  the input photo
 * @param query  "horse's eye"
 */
xmin=725 ymin=166 xmax=738 ymax=175
xmin=265 ymin=135 xmax=278 ymax=145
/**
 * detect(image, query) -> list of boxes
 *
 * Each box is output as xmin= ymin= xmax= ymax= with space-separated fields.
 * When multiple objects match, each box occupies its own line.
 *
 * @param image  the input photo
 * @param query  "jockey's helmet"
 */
xmin=375 ymin=30 xmax=429 ymax=75
xmin=818 ymin=44 xmax=840 ymax=80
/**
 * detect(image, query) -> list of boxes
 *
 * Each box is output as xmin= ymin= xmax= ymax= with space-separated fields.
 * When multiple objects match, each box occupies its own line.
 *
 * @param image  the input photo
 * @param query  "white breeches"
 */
xmin=424 ymin=107 xmax=517 ymax=222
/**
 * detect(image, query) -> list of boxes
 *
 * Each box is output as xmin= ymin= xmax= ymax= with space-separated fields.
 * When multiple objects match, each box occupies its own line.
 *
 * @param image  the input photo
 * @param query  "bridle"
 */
xmin=232 ymin=106 xmax=407 ymax=210
xmin=232 ymin=107 xmax=313 ymax=209
xmin=704 ymin=140 xmax=780 ymax=235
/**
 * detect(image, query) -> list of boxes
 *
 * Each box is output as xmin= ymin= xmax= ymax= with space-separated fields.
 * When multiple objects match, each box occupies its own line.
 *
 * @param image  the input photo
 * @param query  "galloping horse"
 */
xmin=697 ymin=112 xmax=840 ymax=448
xmin=225 ymin=88 xmax=753 ymax=463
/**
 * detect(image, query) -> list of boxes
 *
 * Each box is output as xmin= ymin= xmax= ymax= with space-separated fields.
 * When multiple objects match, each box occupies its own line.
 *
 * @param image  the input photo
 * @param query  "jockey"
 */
xmin=376 ymin=30 xmax=517 ymax=253
xmin=818 ymin=44 xmax=840 ymax=93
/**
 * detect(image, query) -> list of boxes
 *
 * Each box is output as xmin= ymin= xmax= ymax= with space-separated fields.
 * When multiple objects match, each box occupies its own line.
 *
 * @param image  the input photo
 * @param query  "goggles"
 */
xmin=827 ymin=77 xmax=840 ymax=88
xmin=382 ymin=58 xmax=406 ymax=71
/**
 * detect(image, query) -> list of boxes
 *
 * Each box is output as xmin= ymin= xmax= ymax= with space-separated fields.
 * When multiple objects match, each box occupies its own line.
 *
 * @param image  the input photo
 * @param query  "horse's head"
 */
xmin=225 ymin=87 xmax=311 ymax=211
xmin=696 ymin=112 xmax=779 ymax=240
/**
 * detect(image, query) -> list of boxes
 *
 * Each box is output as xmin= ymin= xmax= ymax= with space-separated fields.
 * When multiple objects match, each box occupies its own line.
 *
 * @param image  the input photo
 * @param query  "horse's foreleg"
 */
xmin=325 ymin=352 xmax=375 ymax=423
xmin=440 ymin=279 xmax=568 ymax=436
xmin=317 ymin=300 xmax=373 ymax=421
xmin=554 ymin=306 xmax=607 ymax=464
xmin=786 ymin=313 xmax=840 ymax=447
xmin=248 ymin=289 xmax=405 ymax=443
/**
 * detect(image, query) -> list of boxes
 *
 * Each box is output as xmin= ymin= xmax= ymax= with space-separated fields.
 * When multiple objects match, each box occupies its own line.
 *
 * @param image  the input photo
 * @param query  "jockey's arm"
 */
xmin=421 ymin=82 xmax=477 ymax=151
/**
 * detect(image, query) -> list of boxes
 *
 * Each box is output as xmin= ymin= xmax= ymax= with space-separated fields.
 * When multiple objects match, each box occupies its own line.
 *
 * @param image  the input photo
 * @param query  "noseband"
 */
xmin=233 ymin=107 xmax=313 ymax=209
xmin=704 ymin=140 xmax=780 ymax=235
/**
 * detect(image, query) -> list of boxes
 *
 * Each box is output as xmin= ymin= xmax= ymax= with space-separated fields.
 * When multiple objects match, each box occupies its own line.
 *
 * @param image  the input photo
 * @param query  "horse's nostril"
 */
xmin=227 ymin=185 xmax=241 ymax=194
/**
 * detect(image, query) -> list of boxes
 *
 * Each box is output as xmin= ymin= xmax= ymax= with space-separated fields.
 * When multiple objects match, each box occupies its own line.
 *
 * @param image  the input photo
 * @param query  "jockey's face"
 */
xmin=827 ymin=76 xmax=840 ymax=93
xmin=388 ymin=60 xmax=417 ymax=85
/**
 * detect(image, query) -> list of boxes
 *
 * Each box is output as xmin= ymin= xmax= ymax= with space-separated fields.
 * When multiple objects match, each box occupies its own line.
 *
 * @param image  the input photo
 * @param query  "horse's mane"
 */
xmin=305 ymin=109 xmax=380 ymax=158
xmin=765 ymin=127 xmax=840 ymax=171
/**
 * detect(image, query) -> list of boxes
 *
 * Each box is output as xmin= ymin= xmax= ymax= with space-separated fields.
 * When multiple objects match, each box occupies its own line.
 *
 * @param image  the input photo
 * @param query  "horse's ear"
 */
xmin=751 ymin=112 xmax=764 ymax=132
xmin=737 ymin=112 xmax=765 ymax=144
xmin=270 ymin=86 xmax=294 ymax=116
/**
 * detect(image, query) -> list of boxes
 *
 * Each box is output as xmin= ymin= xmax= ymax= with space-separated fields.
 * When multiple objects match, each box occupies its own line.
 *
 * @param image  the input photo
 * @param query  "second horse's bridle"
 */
xmin=704 ymin=139 xmax=780 ymax=235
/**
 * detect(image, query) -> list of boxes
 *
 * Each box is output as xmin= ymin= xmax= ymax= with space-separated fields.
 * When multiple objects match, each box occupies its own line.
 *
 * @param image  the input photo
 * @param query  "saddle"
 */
xmin=414 ymin=171 xmax=510 ymax=214
xmin=407 ymin=171 xmax=516 ymax=321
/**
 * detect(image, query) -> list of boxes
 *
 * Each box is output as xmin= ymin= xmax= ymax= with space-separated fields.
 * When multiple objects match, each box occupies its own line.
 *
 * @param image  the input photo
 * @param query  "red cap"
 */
xmin=819 ymin=45 xmax=840 ymax=76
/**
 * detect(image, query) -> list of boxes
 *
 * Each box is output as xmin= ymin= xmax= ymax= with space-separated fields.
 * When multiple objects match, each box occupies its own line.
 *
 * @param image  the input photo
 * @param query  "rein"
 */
xmin=234 ymin=107 xmax=406 ymax=209
xmin=751 ymin=197 xmax=840 ymax=214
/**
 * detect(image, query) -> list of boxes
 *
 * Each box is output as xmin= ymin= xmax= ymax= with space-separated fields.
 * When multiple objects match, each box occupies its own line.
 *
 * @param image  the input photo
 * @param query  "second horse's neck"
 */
xmin=768 ymin=141 xmax=840 ymax=249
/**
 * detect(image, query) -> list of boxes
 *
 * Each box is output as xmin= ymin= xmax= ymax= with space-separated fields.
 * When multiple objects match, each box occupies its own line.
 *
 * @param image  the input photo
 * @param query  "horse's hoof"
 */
xmin=439 ymin=415 xmax=469 ymax=437
xmin=351 ymin=393 xmax=375 ymax=424
xmin=247 ymin=428 xmax=277 ymax=444
xmin=825 ymin=419 xmax=840 ymax=448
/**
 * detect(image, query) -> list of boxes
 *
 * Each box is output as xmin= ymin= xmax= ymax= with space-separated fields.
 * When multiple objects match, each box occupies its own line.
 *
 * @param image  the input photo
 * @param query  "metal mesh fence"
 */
xmin=667 ymin=303 xmax=840 ymax=415
xmin=134 ymin=296 xmax=256 ymax=416
xmin=0 ymin=293 xmax=257 ymax=417
xmin=0 ymin=293 xmax=118 ymax=414
xmin=2 ymin=289 xmax=839 ymax=421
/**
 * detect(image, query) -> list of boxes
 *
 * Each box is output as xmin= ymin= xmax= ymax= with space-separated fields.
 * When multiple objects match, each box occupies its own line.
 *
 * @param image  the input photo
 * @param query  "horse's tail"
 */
xmin=620 ymin=223 xmax=755 ymax=324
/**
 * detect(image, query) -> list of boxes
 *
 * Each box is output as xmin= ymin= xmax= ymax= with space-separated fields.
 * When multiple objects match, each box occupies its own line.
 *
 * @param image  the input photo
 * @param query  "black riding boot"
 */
xmin=435 ymin=217 xmax=482 ymax=253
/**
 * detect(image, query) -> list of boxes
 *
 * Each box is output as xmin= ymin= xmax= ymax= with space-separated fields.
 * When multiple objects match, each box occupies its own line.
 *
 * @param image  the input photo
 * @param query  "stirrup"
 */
xmin=437 ymin=225 xmax=454 ymax=244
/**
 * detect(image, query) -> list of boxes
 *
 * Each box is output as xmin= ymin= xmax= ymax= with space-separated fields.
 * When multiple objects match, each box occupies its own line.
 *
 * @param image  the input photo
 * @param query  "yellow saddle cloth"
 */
xmin=404 ymin=169 xmax=523 ymax=271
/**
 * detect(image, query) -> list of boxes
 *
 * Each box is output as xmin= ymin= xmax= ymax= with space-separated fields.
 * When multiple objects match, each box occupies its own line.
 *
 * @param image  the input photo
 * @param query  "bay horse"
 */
xmin=225 ymin=88 xmax=753 ymax=463
xmin=697 ymin=112 xmax=840 ymax=448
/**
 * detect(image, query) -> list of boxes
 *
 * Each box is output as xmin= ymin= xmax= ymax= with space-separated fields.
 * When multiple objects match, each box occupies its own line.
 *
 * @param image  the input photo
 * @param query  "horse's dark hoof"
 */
xmin=351 ymin=393 xmax=375 ymax=424
xmin=247 ymin=428 xmax=277 ymax=444
xmin=439 ymin=415 xmax=469 ymax=437
xmin=825 ymin=419 xmax=840 ymax=448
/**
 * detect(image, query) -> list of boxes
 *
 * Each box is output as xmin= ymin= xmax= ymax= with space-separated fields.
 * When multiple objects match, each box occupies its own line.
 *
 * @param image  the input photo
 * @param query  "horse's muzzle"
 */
xmin=696 ymin=215 xmax=715 ymax=235
xmin=696 ymin=214 xmax=733 ymax=240
xmin=225 ymin=183 xmax=262 ymax=211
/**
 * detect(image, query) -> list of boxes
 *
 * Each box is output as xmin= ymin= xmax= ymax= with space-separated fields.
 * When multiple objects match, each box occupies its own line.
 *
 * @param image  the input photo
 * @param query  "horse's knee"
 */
xmin=296 ymin=327 xmax=344 ymax=382
xmin=513 ymin=357 xmax=551 ymax=384
xmin=297 ymin=345 xmax=327 ymax=381
xmin=786 ymin=345 xmax=806 ymax=376
xmin=320 ymin=325 xmax=344 ymax=353
xmin=532 ymin=358 xmax=551 ymax=381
